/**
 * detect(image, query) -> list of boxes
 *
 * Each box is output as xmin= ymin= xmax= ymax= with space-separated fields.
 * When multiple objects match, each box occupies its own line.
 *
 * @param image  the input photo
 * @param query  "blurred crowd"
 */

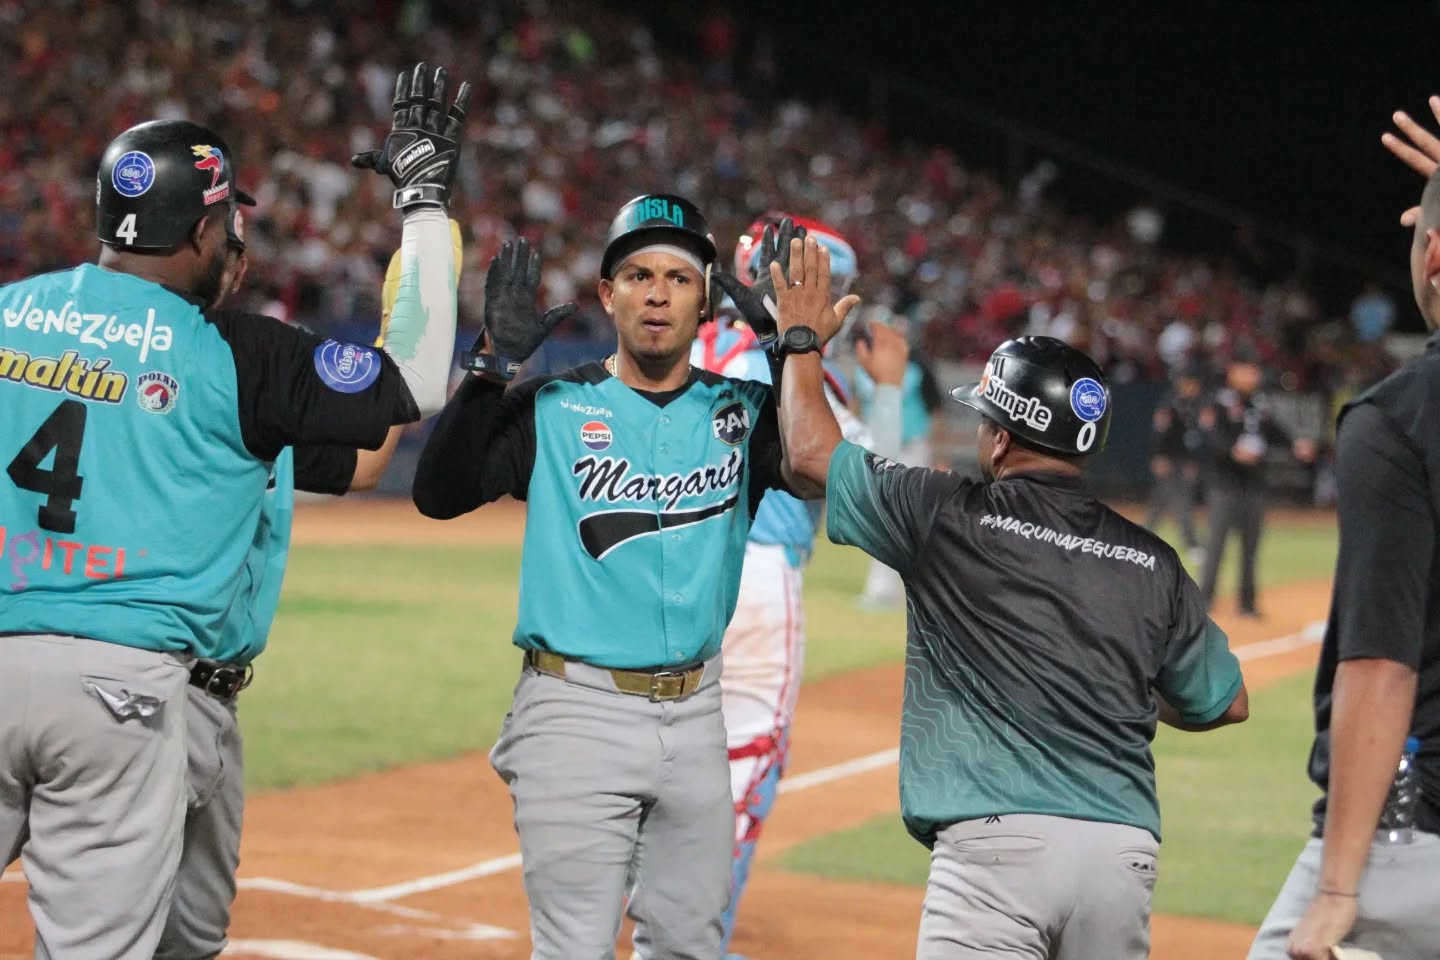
xmin=0 ymin=0 xmax=1404 ymax=402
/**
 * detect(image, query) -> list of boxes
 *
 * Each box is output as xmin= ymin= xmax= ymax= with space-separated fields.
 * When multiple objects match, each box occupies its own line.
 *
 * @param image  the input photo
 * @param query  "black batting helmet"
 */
xmin=599 ymin=194 xmax=717 ymax=280
xmin=97 ymin=119 xmax=256 ymax=252
xmin=951 ymin=336 xmax=1112 ymax=455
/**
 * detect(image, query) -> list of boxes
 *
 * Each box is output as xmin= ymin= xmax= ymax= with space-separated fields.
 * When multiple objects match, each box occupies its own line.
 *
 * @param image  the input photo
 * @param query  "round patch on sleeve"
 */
xmin=1069 ymin=377 xmax=1107 ymax=422
xmin=313 ymin=340 xmax=382 ymax=393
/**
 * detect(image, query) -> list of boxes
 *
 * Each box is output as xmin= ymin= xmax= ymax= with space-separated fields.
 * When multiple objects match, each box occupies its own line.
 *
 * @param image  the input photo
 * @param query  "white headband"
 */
xmin=614 ymin=243 xmax=706 ymax=277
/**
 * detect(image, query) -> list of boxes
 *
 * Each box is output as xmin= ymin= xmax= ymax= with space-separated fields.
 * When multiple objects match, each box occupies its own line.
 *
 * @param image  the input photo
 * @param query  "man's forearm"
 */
xmin=1319 ymin=658 xmax=1418 ymax=892
xmin=779 ymin=352 xmax=842 ymax=494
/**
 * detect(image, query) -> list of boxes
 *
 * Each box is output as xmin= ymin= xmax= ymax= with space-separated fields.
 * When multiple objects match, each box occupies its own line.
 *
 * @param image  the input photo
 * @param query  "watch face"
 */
xmin=783 ymin=326 xmax=819 ymax=352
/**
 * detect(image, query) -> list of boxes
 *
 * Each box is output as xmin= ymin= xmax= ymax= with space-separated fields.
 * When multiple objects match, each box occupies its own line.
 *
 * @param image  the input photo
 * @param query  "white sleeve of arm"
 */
xmin=865 ymin=384 xmax=904 ymax=460
xmin=830 ymin=388 xmax=872 ymax=447
xmin=377 ymin=207 xmax=457 ymax=418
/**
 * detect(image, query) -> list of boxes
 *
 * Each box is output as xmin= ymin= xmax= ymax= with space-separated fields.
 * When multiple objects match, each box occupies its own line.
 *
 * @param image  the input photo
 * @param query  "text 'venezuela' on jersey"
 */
xmin=824 ymin=440 xmax=1243 ymax=846
xmin=412 ymin=361 xmax=788 ymax=670
xmin=1 ymin=264 xmax=416 ymax=660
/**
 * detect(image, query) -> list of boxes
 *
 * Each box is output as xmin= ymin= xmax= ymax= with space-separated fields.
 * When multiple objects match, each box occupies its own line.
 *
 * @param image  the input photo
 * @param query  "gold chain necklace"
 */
xmin=605 ymin=354 xmax=617 ymax=376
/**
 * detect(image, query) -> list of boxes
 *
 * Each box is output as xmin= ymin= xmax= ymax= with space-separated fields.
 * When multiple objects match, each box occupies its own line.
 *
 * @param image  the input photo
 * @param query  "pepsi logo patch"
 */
xmin=711 ymin=401 xmax=751 ymax=445
xmin=581 ymin=420 xmax=612 ymax=451
xmin=313 ymin=340 xmax=381 ymax=394
xmin=1070 ymin=377 xmax=1107 ymax=423
xmin=135 ymin=371 xmax=179 ymax=414
xmin=112 ymin=151 xmax=155 ymax=198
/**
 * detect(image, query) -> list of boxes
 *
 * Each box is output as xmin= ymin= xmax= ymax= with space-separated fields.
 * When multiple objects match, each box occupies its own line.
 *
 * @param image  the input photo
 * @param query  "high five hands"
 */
xmin=767 ymin=236 xmax=862 ymax=346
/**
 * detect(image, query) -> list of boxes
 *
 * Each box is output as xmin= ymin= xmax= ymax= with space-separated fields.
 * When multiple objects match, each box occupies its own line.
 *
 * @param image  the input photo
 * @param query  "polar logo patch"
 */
xmin=112 ymin=151 xmax=155 ymax=198
xmin=1070 ymin=378 xmax=1107 ymax=422
xmin=313 ymin=340 xmax=381 ymax=393
xmin=581 ymin=420 xmax=612 ymax=451
xmin=136 ymin=371 xmax=179 ymax=414
xmin=711 ymin=401 xmax=751 ymax=445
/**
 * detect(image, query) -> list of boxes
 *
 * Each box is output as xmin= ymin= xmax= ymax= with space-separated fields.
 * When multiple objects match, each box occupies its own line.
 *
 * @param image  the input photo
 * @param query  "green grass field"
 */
xmin=246 ymin=506 xmax=1336 ymax=925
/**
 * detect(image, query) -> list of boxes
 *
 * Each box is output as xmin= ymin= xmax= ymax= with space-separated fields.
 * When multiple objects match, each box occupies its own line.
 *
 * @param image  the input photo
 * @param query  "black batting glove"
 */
xmin=352 ymin=62 xmax=471 ymax=210
xmin=461 ymin=237 xmax=578 ymax=381
xmin=711 ymin=218 xmax=807 ymax=345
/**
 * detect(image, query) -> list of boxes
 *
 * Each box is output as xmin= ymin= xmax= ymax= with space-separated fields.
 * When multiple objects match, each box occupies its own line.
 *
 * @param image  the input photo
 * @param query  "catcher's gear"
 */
xmin=96 ymin=119 xmax=255 ymax=251
xmin=351 ymin=62 xmax=471 ymax=210
xmin=735 ymin=211 xmax=858 ymax=298
xmin=461 ymin=237 xmax=578 ymax=380
xmin=710 ymin=216 xmax=807 ymax=346
xmin=376 ymin=218 xmax=464 ymax=346
xmin=951 ymin=336 xmax=1113 ymax=455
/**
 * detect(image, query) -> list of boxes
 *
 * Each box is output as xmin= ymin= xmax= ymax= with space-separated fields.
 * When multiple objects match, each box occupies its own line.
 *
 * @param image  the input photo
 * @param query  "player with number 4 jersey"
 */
xmin=0 ymin=61 xmax=467 ymax=960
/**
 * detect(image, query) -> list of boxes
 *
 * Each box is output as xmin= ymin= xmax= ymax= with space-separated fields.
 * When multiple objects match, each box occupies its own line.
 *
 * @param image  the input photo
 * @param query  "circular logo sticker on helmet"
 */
xmin=1070 ymin=377 xmax=1107 ymax=422
xmin=112 ymin=151 xmax=156 ymax=198
xmin=580 ymin=421 xmax=612 ymax=451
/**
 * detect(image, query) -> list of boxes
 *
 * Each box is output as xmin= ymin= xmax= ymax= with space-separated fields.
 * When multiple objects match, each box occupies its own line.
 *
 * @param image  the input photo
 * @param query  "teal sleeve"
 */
xmin=825 ymin=440 xmax=965 ymax=572
xmin=1157 ymin=610 xmax=1244 ymax=724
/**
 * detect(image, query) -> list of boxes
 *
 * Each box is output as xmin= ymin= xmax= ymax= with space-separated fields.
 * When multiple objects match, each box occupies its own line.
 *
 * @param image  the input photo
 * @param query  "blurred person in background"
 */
xmin=1144 ymin=361 xmax=1208 ymax=565
xmin=1196 ymin=350 xmax=1315 ymax=617
xmin=851 ymin=319 xmax=944 ymax=609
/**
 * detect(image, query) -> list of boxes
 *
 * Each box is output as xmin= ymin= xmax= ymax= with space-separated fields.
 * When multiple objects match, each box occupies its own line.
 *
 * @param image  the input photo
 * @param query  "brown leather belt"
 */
xmin=525 ymin=649 xmax=705 ymax=702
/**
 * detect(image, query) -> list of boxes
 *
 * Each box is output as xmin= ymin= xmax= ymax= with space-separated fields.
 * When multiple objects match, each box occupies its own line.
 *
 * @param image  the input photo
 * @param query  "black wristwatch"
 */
xmin=774 ymin=325 xmax=822 ymax=358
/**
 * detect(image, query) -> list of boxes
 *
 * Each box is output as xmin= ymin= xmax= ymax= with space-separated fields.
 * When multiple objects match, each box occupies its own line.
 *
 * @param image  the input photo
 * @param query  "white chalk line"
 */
xmin=223 ymin=940 xmax=379 ymax=960
xmin=275 ymin=617 xmax=1326 ymax=904
xmin=6 ymin=619 xmax=1326 ymax=925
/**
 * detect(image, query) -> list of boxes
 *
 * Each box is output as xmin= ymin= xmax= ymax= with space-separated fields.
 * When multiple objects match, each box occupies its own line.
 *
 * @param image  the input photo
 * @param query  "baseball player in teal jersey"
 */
xmin=414 ymin=201 xmax=837 ymax=959
xmin=158 ymin=233 xmax=443 ymax=959
xmin=766 ymin=236 xmax=1248 ymax=960
xmin=0 ymin=63 xmax=468 ymax=959
xmin=690 ymin=212 xmax=907 ymax=960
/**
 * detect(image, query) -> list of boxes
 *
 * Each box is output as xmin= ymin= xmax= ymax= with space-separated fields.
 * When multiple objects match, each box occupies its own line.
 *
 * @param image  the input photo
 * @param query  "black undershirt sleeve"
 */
xmin=412 ymin=374 xmax=541 ymax=519
xmin=290 ymin=445 xmax=359 ymax=496
xmin=210 ymin=309 xmax=419 ymax=462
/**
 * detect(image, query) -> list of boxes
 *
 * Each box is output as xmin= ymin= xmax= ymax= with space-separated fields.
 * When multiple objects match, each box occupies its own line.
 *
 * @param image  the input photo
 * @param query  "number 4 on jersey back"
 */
xmin=7 ymin=399 xmax=87 ymax=534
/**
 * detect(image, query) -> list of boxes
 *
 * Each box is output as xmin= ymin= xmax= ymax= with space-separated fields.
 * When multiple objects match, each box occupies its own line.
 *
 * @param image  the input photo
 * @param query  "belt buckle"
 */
xmin=648 ymin=671 xmax=687 ymax=702
xmin=203 ymin=667 xmax=232 ymax=699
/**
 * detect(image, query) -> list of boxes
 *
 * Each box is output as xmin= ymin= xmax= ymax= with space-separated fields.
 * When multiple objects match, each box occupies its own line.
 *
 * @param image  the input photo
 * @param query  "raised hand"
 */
xmin=1381 ymin=96 xmax=1440 ymax=226
xmin=353 ymin=62 xmax=471 ymax=210
xmin=712 ymin=217 xmax=808 ymax=344
xmin=767 ymin=235 xmax=861 ymax=347
xmin=462 ymin=238 xmax=578 ymax=381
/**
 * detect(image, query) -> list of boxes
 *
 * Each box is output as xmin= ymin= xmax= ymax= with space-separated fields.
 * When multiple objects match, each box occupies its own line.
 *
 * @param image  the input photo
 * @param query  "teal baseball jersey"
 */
xmin=413 ymin=362 xmax=788 ymax=669
xmin=1 ymin=265 xmax=416 ymax=659
xmin=825 ymin=440 xmax=1242 ymax=845
xmin=220 ymin=443 xmax=356 ymax=665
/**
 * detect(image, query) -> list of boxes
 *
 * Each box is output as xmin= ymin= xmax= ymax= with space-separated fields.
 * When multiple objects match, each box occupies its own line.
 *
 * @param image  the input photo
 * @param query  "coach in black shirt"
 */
xmin=1249 ymin=173 xmax=1440 ymax=960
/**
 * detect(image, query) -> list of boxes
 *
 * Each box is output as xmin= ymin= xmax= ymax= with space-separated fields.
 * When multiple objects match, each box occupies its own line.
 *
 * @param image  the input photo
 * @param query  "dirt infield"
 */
xmin=0 ymin=499 xmax=1331 ymax=960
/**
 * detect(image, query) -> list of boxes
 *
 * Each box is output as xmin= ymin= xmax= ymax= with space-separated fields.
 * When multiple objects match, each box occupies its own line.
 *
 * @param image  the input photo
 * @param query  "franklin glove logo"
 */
xmin=392 ymin=139 xmax=436 ymax=178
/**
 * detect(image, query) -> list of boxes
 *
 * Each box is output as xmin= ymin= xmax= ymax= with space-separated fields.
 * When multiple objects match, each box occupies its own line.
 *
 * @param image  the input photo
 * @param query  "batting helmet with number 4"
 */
xmin=97 ymin=119 xmax=256 ymax=252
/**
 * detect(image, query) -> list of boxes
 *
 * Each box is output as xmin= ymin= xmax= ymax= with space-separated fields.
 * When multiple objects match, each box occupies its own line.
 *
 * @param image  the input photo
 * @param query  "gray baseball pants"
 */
xmin=0 ymin=633 xmax=190 ymax=960
xmin=490 ymin=656 xmax=732 ymax=960
xmin=156 ymin=685 xmax=245 ymax=960
xmin=917 ymin=814 xmax=1159 ymax=960
xmin=1249 ymin=833 xmax=1440 ymax=960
